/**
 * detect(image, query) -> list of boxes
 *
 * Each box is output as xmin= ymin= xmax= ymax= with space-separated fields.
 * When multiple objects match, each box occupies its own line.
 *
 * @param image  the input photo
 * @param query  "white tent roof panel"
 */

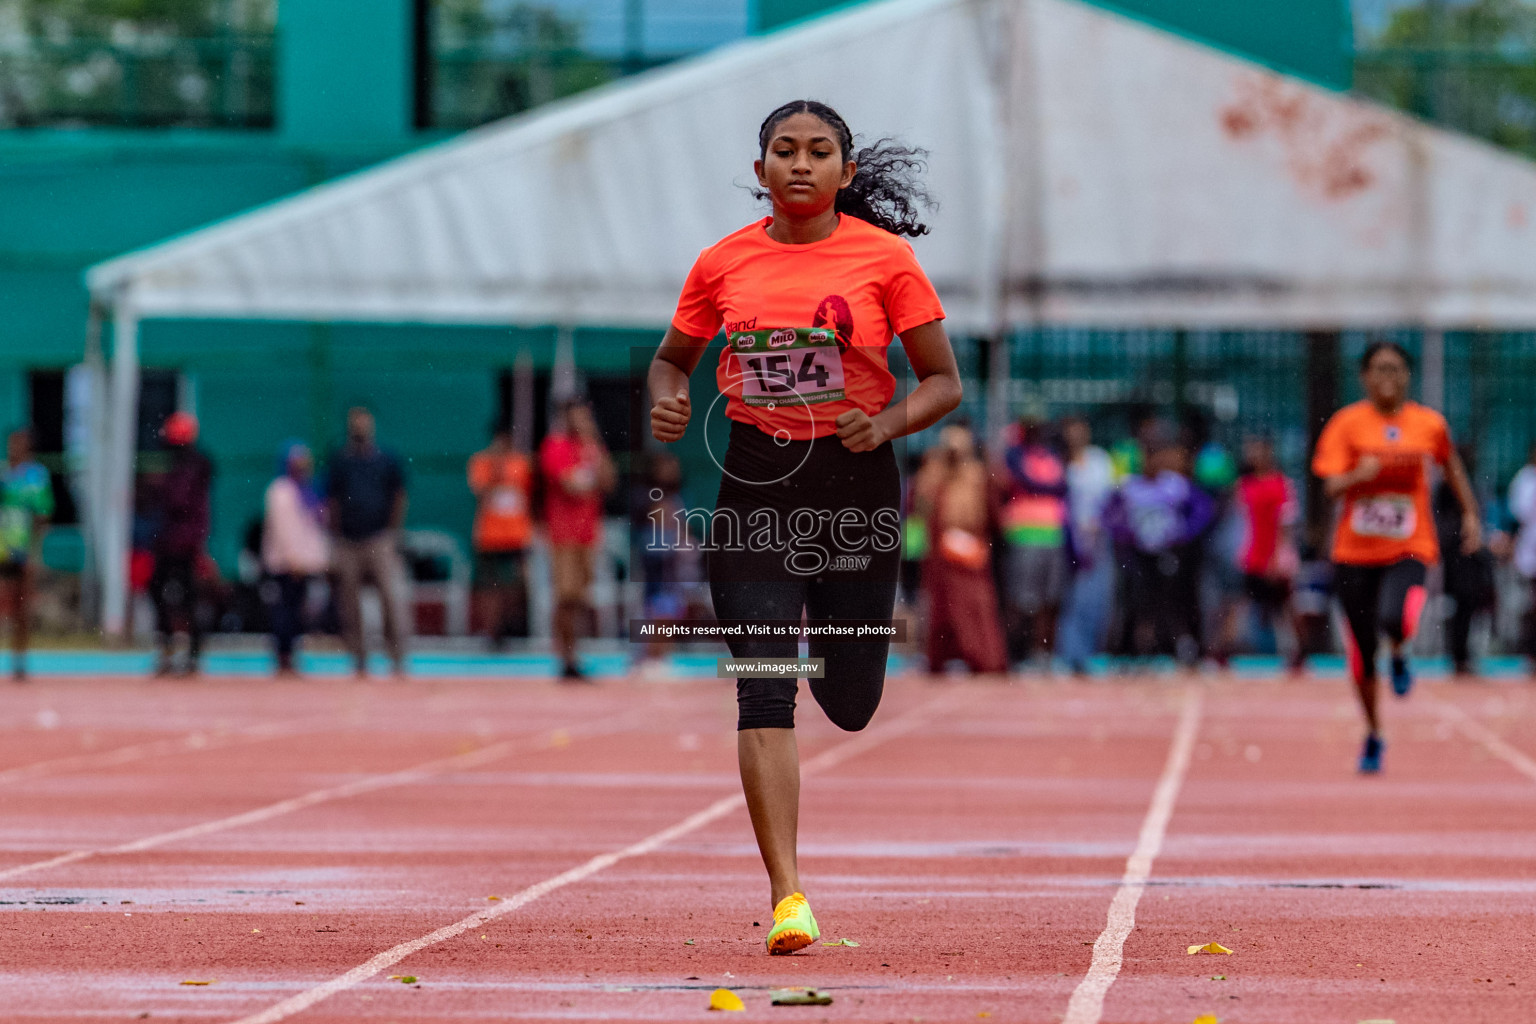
xmin=88 ymin=0 xmax=1536 ymax=329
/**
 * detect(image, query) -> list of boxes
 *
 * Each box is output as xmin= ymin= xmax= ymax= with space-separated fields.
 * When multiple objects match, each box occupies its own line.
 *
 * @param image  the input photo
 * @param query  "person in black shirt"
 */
xmin=149 ymin=412 xmax=214 ymax=678
xmin=1434 ymin=444 xmax=1494 ymax=677
xmin=327 ymin=406 xmax=409 ymax=678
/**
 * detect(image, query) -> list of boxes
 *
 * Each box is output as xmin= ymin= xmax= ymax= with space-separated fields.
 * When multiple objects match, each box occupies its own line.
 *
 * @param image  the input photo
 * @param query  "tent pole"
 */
xmin=981 ymin=0 xmax=1018 ymax=453
xmin=80 ymin=304 xmax=107 ymax=627
xmin=101 ymin=300 xmax=140 ymax=641
xmin=1421 ymin=328 xmax=1445 ymax=411
xmin=513 ymin=348 xmax=534 ymax=453
xmin=551 ymin=323 xmax=578 ymax=412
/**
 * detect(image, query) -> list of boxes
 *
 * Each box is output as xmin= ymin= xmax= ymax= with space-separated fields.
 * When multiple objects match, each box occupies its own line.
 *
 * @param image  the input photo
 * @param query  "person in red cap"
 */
xmin=148 ymin=411 xmax=214 ymax=677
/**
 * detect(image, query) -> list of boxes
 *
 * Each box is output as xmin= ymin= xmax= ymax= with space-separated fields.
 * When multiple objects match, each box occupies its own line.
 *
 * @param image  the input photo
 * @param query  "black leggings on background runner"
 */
xmin=709 ymin=421 xmax=901 ymax=732
xmin=1333 ymin=558 xmax=1428 ymax=680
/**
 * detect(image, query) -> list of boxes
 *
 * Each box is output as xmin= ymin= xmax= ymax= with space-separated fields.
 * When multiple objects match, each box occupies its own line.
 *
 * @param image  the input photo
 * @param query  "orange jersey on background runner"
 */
xmin=1311 ymin=400 xmax=1451 ymax=566
xmin=671 ymin=215 xmax=946 ymax=441
xmin=468 ymin=450 xmax=533 ymax=551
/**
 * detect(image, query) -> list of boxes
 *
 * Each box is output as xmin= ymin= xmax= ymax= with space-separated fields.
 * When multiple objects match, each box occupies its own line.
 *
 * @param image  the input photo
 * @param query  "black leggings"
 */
xmin=1334 ymin=559 xmax=1428 ymax=681
xmin=151 ymin=553 xmax=204 ymax=658
xmin=708 ymin=421 xmax=901 ymax=732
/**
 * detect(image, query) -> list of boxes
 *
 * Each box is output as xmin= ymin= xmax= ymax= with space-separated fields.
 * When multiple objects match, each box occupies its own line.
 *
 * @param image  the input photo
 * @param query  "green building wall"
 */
xmin=1 ymin=0 xmax=432 ymax=576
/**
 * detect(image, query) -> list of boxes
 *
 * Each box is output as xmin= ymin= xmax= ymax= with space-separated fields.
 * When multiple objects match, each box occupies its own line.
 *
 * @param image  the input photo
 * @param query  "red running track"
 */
xmin=1 ymin=672 xmax=1533 ymax=1023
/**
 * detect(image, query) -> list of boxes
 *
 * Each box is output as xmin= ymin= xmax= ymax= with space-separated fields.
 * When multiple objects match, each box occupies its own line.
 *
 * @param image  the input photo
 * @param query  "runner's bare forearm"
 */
xmin=1446 ymin=450 xmax=1480 ymax=521
xmin=648 ymin=326 xmax=708 ymax=406
xmin=1324 ymin=468 xmax=1371 ymax=500
xmin=875 ymin=319 xmax=962 ymax=441
xmin=872 ymin=372 xmax=962 ymax=443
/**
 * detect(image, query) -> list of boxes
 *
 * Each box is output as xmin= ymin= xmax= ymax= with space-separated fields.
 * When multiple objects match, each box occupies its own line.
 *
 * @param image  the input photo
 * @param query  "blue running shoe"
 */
xmin=1359 ymin=733 xmax=1384 ymax=774
xmin=1390 ymin=656 xmax=1414 ymax=698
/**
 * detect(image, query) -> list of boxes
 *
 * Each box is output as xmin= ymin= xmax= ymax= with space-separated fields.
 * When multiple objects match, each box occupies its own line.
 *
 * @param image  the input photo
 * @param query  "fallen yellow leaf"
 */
xmin=486 ymin=896 xmax=501 ymax=901
xmin=179 ymin=980 xmax=214 ymax=986
xmin=1191 ymin=1015 xmax=1219 ymax=1024
xmin=1187 ymin=942 xmax=1233 ymax=955
xmin=708 ymin=988 xmax=745 ymax=1012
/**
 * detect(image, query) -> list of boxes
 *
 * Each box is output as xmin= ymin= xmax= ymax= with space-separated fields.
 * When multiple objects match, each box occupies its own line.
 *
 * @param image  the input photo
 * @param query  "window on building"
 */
xmin=26 ymin=369 xmax=78 ymax=526
xmin=428 ymin=0 xmax=750 ymax=129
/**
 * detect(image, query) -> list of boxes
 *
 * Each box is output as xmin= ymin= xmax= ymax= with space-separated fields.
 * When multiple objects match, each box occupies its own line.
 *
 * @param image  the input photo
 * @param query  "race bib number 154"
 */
xmin=728 ymin=327 xmax=847 ymax=408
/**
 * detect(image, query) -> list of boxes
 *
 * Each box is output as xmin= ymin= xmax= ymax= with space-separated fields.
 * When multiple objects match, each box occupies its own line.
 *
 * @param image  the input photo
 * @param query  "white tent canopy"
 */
xmin=88 ymin=0 xmax=1536 ymax=330
xmin=82 ymin=0 xmax=1536 ymax=633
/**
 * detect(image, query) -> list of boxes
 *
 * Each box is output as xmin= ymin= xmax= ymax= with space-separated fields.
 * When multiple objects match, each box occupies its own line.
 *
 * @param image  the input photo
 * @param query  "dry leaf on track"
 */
xmin=1187 ymin=942 xmax=1234 ymax=955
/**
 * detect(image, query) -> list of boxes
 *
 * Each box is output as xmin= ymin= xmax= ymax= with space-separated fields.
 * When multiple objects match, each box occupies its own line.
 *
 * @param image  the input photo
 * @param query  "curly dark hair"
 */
xmin=755 ymin=99 xmax=934 ymax=238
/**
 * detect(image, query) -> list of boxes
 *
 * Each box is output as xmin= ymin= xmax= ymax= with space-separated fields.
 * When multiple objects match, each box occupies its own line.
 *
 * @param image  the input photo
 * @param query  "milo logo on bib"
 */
xmin=727 ymin=327 xmax=847 ymax=408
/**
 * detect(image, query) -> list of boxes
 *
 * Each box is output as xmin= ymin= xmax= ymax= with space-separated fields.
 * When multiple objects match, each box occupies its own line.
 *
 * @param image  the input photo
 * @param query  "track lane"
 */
xmin=1102 ymin=679 xmax=1536 ymax=1024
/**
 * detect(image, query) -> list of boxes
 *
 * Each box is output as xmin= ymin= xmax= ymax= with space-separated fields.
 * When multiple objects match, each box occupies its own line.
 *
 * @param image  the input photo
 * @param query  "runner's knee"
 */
xmin=809 ymin=669 xmax=883 ymax=733
xmin=736 ymin=677 xmax=797 ymax=731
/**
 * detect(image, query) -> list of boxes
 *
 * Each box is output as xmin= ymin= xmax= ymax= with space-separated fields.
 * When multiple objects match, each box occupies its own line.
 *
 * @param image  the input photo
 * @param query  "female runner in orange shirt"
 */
xmin=1312 ymin=341 xmax=1480 ymax=773
xmin=648 ymin=100 xmax=962 ymax=952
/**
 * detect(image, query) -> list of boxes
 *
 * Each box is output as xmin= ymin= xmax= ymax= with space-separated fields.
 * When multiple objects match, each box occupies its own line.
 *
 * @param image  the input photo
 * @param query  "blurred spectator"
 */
xmin=0 ymin=429 xmax=53 ymax=682
xmin=1436 ymin=444 xmax=1495 ymax=678
xmin=915 ymin=423 xmax=1006 ymax=675
xmin=1185 ymin=412 xmax=1241 ymax=665
xmin=1104 ymin=440 xmax=1214 ymax=663
xmin=1509 ymin=441 xmax=1536 ymax=674
xmin=998 ymin=418 xmax=1068 ymax=667
xmin=127 ymin=487 xmax=160 ymax=642
xmin=539 ymin=398 xmax=615 ymax=681
xmin=261 ymin=441 xmax=328 ymax=677
xmin=468 ymin=421 xmax=533 ymax=649
xmin=631 ymin=451 xmax=698 ymax=672
xmin=1055 ymin=416 xmax=1116 ymax=675
xmin=899 ymin=450 xmax=928 ymax=612
xmin=150 ymin=411 xmax=213 ymax=678
xmin=1110 ymin=407 xmax=1159 ymax=481
xmin=327 ymin=406 xmax=409 ymax=679
xmin=1232 ymin=436 xmax=1302 ymax=670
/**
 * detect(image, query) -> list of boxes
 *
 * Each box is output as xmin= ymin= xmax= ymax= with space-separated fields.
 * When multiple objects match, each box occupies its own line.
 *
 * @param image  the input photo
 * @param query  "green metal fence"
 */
xmin=0 ymin=37 xmax=275 ymax=129
xmin=930 ymin=328 xmax=1536 ymax=524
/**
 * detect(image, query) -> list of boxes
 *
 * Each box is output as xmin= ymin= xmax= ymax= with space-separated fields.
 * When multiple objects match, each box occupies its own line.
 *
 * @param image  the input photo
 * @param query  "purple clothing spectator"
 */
xmin=1106 ymin=469 xmax=1214 ymax=662
xmin=1104 ymin=470 xmax=1214 ymax=555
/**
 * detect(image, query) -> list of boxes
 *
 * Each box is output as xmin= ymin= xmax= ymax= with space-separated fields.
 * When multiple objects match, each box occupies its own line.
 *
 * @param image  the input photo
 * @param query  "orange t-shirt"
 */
xmin=468 ymin=450 xmax=533 ymax=552
xmin=1311 ymin=400 xmax=1451 ymax=566
xmin=670 ymin=215 xmax=946 ymax=441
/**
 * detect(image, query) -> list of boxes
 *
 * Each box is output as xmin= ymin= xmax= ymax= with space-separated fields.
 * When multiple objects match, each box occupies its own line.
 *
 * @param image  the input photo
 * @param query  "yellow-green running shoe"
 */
xmin=766 ymin=892 xmax=820 ymax=955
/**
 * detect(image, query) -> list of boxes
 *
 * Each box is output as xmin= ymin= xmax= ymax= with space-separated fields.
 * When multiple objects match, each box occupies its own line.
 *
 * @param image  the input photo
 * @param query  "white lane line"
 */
xmin=225 ymin=694 xmax=954 ymax=1024
xmin=0 ymin=714 xmax=635 ymax=884
xmin=1062 ymin=686 xmax=1204 ymax=1024
xmin=0 ymin=719 xmax=314 ymax=788
xmin=1436 ymin=701 xmax=1536 ymax=783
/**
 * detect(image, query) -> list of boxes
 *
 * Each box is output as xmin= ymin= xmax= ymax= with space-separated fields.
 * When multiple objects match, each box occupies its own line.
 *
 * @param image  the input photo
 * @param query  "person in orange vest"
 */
xmin=468 ymin=422 xmax=534 ymax=649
